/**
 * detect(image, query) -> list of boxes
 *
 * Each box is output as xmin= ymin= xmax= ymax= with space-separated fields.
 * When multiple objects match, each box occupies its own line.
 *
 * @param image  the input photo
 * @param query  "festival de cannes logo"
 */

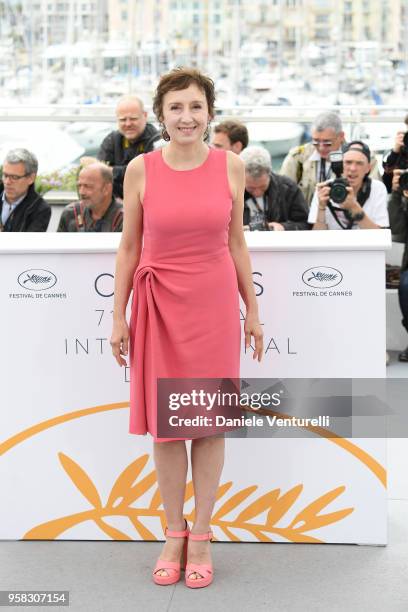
xmin=302 ymin=266 xmax=343 ymax=289
xmin=18 ymin=269 xmax=57 ymax=292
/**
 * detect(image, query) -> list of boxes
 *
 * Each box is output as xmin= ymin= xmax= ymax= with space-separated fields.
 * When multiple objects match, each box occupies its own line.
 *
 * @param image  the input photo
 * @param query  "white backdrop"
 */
xmin=0 ymin=232 xmax=390 ymax=544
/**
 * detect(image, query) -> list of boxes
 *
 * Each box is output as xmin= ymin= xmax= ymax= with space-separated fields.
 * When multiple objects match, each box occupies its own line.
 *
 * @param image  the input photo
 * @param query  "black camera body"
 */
xmin=402 ymin=131 xmax=408 ymax=152
xmin=249 ymin=215 xmax=270 ymax=231
xmin=399 ymin=169 xmax=408 ymax=191
xmin=329 ymin=177 xmax=349 ymax=204
xmin=393 ymin=132 xmax=408 ymax=172
xmin=328 ymin=152 xmax=349 ymax=204
xmin=395 ymin=133 xmax=408 ymax=188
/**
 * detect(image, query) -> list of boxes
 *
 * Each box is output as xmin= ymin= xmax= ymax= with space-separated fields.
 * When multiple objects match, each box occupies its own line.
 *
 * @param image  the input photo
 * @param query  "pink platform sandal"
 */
xmin=185 ymin=531 xmax=214 ymax=589
xmin=152 ymin=522 xmax=190 ymax=586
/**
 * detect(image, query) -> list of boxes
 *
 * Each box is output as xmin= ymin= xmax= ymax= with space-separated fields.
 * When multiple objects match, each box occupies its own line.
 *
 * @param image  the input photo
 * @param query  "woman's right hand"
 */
xmin=110 ymin=318 xmax=130 ymax=367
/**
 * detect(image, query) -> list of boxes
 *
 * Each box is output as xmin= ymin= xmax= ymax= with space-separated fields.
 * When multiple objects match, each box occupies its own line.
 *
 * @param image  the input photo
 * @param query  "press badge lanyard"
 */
xmin=249 ymin=195 xmax=267 ymax=219
xmin=319 ymin=160 xmax=332 ymax=183
xmin=326 ymin=202 xmax=354 ymax=230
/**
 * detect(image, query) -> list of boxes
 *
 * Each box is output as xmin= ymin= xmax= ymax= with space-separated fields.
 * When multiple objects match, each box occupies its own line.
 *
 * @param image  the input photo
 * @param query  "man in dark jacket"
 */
xmin=240 ymin=145 xmax=309 ymax=231
xmin=388 ymin=168 xmax=408 ymax=361
xmin=0 ymin=148 xmax=51 ymax=232
xmin=382 ymin=116 xmax=408 ymax=193
xmin=96 ymin=95 xmax=159 ymax=198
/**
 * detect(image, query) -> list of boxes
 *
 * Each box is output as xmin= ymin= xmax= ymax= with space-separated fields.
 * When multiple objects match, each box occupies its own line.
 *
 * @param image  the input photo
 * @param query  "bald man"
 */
xmin=97 ymin=95 xmax=160 ymax=198
xmin=57 ymin=163 xmax=123 ymax=232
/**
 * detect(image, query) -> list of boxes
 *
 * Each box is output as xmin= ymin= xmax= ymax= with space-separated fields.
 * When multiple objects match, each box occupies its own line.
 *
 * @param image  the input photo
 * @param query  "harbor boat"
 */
xmin=0 ymin=122 xmax=84 ymax=173
xmin=65 ymin=122 xmax=115 ymax=156
xmin=247 ymin=119 xmax=304 ymax=157
xmin=248 ymin=102 xmax=305 ymax=157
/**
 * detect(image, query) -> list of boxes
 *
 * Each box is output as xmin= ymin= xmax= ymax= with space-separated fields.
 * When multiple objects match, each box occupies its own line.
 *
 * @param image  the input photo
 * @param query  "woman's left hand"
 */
xmin=244 ymin=313 xmax=264 ymax=361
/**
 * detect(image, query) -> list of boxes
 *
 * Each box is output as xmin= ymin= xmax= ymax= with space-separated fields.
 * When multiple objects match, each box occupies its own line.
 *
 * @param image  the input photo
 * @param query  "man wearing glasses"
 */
xmin=280 ymin=112 xmax=345 ymax=207
xmin=0 ymin=148 xmax=51 ymax=232
xmin=280 ymin=111 xmax=379 ymax=207
xmin=95 ymin=95 xmax=159 ymax=199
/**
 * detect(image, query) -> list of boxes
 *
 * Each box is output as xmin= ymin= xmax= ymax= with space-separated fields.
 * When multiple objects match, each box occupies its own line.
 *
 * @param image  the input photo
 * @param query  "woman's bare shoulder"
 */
xmin=123 ymin=155 xmax=147 ymax=204
xmin=226 ymin=150 xmax=245 ymax=173
xmin=126 ymin=154 xmax=146 ymax=177
xmin=226 ymin=150 xmax=245 ymax=200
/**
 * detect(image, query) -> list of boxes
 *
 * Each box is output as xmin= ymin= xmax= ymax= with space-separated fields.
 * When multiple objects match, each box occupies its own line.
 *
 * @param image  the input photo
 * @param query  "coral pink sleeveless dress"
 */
xmin=129 ymin=147 xmax=240 ymax=441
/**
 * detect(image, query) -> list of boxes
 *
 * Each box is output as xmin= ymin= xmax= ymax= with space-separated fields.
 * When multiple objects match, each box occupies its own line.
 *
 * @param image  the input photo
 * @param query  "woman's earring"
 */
xmin=161 ymin=124 xmax=170 ymax=141
xmin=204 ymin=123 xmax=211 ymax=141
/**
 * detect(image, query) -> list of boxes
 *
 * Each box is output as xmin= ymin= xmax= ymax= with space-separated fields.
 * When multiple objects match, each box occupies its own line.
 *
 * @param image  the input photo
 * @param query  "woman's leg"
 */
xmin=153 ymin=440 xmax=188 ymax=576
xmin=398 ymin=269 xmax=408 ymax=360
xmin=188 ymin=435 xmax=225 ymax=579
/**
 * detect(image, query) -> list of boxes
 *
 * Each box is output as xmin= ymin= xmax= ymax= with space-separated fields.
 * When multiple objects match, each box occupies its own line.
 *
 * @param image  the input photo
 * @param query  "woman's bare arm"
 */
xmin=110 ymin=156 xmax=144 ymax=365
xmin=226 ymin=151 xmax=263 ymax=361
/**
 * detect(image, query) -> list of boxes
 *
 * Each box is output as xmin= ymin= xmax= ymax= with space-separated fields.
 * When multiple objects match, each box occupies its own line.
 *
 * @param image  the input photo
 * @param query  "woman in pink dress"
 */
xmin=111 ymin=68 xmax=263 ymax=589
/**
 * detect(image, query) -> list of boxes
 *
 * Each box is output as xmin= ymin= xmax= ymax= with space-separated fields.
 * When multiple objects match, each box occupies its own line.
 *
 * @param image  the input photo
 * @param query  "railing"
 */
xmin=2 ymin=103 xmax=406 ymax=208
xmin=0 ymin=104 xmax=408 ymax=124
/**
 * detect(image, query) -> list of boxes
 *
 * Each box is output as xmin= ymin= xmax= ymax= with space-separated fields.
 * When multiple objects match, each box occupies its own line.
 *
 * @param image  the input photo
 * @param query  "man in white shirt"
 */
xmin=280 ymin=111 xmax=380 ymax=206
xmin=309 ymin=141 xmax=389 ymax=230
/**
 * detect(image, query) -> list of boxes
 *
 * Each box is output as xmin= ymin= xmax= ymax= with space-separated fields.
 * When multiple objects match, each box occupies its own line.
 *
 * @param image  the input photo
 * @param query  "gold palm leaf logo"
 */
xmin=24 ymin=453 xmax=354 ymax=543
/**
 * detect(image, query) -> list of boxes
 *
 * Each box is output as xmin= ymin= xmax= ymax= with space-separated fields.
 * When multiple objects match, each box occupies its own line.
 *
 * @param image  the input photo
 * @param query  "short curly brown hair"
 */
xmin=153 ymin=67 xmax=216 ymax=122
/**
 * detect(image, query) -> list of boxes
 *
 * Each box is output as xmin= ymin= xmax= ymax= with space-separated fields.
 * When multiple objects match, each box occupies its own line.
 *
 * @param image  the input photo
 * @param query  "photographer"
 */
xmin=382 ymin=116 xmax=408 ymax=193
xmin=240 ymin=146 xmax=309 ymax=232
xmin=82 ymin=96 xmax=160 ymax=199
xmin=309 ymin=141 xmax=389 ymax=230
xmin=388 ymin=168 xmax=408 ymax=361
xmin=280 ymin=111 xmax=380 ymax=207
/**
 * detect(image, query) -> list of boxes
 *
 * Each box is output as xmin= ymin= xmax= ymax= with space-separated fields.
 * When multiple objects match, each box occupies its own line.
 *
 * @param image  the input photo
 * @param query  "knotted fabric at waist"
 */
xmin=137 ymin=245 xmax=230 ymax=269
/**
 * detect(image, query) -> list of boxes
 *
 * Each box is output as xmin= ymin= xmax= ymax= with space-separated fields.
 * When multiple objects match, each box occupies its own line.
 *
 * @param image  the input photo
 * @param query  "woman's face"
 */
xmin=161 ymin=83 xmax=210 ymax=144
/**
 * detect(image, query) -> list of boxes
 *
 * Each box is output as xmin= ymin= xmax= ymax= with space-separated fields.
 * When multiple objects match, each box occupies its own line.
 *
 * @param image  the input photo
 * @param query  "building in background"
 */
xmin=1 ymin=0 xmax=408 ymax=104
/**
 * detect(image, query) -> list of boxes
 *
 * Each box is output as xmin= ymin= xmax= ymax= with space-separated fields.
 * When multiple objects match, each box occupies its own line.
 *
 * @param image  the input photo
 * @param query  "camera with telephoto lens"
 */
xmin=248 ymin=212 xmax=270 ymax=231
xmin=328 ymin=151 xmax=349 ymax=204
xmin=393 ymin=131 xmax=408 ymax=171
xmin=396 ymin=133 xmax=408 ymax=187
xmin=399 ymin=169 xmax=408 ymax=191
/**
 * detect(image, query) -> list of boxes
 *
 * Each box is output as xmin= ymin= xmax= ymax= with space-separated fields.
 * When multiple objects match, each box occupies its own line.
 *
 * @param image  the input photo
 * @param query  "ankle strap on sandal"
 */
xmin=189 ymin=531 xmax=213 ymax=541
xmin=164 ymin=520 xmax=189 ymax=538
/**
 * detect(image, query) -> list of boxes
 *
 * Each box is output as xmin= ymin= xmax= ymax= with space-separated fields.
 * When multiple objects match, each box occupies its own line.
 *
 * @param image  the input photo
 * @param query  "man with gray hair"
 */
xmin=280 ymin=111 xmax=345 ymax=206
xmin=280 ymin=111 xmax=379 ymax=206
xmin=0 ymin=148 xmax=51 ymax=232
xmin=241 ymin=145 xmax=309 ymax=231
xmin=96 ymin=95 xmax=160 ymax=198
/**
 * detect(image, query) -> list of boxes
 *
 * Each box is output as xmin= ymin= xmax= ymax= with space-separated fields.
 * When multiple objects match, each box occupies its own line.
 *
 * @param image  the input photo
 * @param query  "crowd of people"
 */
xmin=0 ymin=105 xmax=393 ymax=235
xmin=2 ymin=97 xmax=408 ymax=360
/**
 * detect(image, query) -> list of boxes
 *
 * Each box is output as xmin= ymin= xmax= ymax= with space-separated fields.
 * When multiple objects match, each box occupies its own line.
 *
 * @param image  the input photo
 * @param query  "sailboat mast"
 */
xmin=231 ymin=0 xmax=241 ymax=105
xmin=63 ymin=0 xmax=76 ymax=101
xmin=277 ymin=0 xmax=283 ymax=81
xmin=41 ymin=0 xmax=48 ymax=100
